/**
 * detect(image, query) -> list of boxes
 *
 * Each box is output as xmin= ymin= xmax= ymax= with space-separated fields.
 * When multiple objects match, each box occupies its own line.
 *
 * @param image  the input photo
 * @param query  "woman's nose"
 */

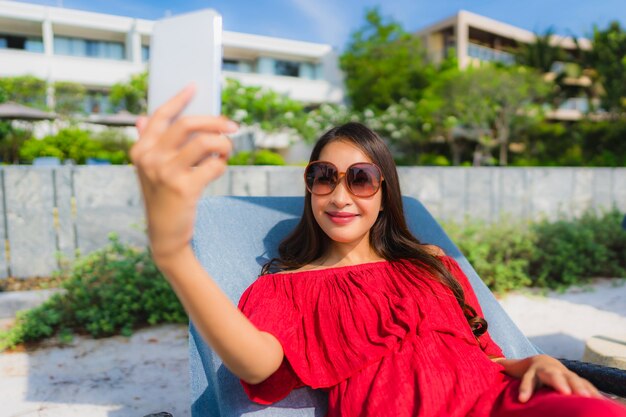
xmin=330 ymin=177 xmax=352 ymax=207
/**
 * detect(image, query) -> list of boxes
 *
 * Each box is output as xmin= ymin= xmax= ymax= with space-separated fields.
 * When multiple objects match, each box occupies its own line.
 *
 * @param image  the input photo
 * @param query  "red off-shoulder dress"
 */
xmin=237 ymin=256 xmax=626 ymax=417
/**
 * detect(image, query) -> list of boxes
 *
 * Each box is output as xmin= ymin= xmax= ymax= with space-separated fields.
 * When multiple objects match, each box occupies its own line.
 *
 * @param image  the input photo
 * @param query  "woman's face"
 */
xmin=310 ymin=140 xmax=383 ymax=246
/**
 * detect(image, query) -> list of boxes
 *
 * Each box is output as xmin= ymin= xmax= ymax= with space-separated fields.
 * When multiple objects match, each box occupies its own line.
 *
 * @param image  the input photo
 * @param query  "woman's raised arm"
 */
xmin=130 ymin=85 xmax=284 ymax=385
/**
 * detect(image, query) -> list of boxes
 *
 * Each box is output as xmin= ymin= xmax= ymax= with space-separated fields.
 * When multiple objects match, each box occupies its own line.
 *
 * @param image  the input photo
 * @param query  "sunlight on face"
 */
xmin=311 ymin=140 xmax=383 ymax=246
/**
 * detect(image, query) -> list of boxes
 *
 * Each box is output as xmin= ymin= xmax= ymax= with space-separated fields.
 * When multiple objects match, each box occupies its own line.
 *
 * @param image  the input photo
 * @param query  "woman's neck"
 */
xmin=320 ymin=234 xmax=385 ymax=267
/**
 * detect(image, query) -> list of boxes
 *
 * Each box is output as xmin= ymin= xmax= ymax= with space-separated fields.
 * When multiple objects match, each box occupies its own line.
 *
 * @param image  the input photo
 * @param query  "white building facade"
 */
xmin=0 ymin=0 xmax=344 ymax=114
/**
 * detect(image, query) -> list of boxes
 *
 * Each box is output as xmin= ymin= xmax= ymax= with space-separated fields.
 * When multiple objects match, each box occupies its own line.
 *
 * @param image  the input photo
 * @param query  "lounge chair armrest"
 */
xmin=558 ymin=358 xmax=626 ymax=398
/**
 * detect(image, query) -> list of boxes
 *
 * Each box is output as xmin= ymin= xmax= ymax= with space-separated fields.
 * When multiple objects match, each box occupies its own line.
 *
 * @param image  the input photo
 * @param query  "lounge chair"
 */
xmin=187 ymin=196 xmax=626 ymax=416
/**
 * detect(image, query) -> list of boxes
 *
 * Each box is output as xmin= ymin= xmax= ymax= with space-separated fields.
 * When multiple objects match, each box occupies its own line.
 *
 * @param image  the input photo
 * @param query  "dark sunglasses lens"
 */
xmin=306 ymin=163 xmax=337 ymax=195
xmin=347 ymin=164 xmax=381 ymax=197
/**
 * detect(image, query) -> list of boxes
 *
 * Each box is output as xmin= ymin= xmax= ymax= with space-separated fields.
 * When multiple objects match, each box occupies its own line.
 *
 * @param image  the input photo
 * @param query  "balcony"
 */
xmin=467 ymin=42 xmax=515 ymax=65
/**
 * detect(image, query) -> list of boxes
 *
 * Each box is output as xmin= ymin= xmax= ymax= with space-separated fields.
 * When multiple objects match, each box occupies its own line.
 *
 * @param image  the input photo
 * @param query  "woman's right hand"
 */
xmin=130 ymin=84 xmax=238 ymax=267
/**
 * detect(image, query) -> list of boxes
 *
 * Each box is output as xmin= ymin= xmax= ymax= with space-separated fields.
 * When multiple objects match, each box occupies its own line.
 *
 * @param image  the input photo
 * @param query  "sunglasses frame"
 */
xmin=304 ymin=160 xmax=384 ymax=198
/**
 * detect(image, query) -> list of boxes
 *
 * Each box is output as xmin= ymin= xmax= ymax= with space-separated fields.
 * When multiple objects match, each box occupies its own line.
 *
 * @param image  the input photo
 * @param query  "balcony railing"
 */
xmin=559 ymin=97 xmax=589 ymax=112
xmin=467 ymin=42 xmax=515 ymax=65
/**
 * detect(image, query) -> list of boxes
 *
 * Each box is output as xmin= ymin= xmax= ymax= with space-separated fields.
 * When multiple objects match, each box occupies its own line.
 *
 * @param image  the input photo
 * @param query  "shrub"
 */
xmin=19 ymin=128 xmax=130 ymax=164
xmin=53 ymin=81 xmax=86 ymax=116
xmin=254 ymin=149 xmax=285 ymax=165
xmin=0 ymin=75 xmax=47 ymax=109
xmin=228 ymin=149 xmax=285 ymax=165
xmin=529 ymin=208 xmax=626 ymax=288
xmin=0 ymin=235 xmax=186 ymax=350
xmin=418 ymin=153 xmax=451 ymax=166
xmin=444 ymin=208 xmax=626 ymax=292
xmin=443 ymin=217 xmax=535 ymax=294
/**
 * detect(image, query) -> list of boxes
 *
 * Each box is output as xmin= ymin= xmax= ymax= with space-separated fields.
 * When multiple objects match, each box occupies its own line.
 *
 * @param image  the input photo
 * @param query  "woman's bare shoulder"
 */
xmin=422 ymin=244 xmax=446 ymax=257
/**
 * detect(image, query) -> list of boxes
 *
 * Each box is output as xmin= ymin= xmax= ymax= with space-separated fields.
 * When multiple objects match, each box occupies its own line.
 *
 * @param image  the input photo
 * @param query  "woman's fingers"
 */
xmin=545 ymin=370 xmax=572 ymax=395
xmin=158 ymin=116 xmax=238 ymax=151
xmin=131 ymin=116 xmax=238 ymax=171
xmin=518 ymin=369 xmax=538 ymax=402
xmin=583 ymin=380 xmax=603 ymax=398
xmin=131 ymin=84 xmax=196 ymax=159
xmin=160 ymin=132 xmax=232 ymax=179
xmin=566 ymin=374 xmax=604 ymax=398
xmin=190 ymin=152 xmax=230 ymax=189
xmin=146 ymin=83 xmax=196 ymax=134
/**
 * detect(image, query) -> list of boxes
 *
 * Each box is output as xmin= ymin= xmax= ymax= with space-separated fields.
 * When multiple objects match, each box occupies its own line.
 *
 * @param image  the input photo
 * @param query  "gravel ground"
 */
xmin=1 ymin=278 xmax=625 ymax=417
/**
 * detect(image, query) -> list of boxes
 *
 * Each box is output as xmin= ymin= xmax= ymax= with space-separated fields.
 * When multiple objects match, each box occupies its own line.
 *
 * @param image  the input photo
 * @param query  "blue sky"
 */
xmin=16 ymin=0 xmax=626 ymax=50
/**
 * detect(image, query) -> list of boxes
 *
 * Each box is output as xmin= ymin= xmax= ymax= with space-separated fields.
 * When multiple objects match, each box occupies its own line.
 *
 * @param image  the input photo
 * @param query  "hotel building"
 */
xmin=0 ymin=0 xmax=344 ymax=114
xmin=416 ymin=10 xmax=595 ymax=121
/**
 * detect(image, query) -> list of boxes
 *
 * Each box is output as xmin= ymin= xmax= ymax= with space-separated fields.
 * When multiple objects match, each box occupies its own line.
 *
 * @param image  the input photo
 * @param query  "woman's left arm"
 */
xmin=491 ymin=354 xmax=603 ymax=402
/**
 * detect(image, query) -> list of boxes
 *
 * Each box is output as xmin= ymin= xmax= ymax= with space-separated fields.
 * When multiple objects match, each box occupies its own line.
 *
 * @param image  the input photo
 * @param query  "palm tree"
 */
xmin=515 ymin=28 xmax=565 ymax=73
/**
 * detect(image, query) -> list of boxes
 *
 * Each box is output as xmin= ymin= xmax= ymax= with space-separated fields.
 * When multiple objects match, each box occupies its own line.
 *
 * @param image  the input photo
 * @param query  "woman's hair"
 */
xmin=262 ymin=122 xmax=487 ymax=338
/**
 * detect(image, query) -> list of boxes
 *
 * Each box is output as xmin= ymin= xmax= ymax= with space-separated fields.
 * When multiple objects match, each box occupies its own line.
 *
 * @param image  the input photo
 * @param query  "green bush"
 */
xmin=53 ymin=81 xmax=86 ymax=116
xmin=19 ymin=128 xmax=130 ymax=164
xmin=444 ymin=217 xmax=535 ymax=294
xmin=514 ymin=120 xmax=626 ymax=167
xmin=0 ymin=75 xmax=47 ymax=110
xmin=529 ymin=209 xmax=626 ymax=288
xmin=418 ymin=153 xmax=451 ymax=166
xmin=228 ymin=149 xmax=285 ymax=165
xmin=0 ymin=235 xmax=186 ymax=350
xmin=91 ymin=129 xmax=133 ymax=164
xmin=254 ymin=149 xmax=285 ymax=165
xmin=444 ymin=208 xmax=626 ymax=292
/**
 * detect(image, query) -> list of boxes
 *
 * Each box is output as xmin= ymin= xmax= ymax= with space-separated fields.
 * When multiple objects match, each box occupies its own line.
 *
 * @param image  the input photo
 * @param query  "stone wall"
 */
xmin=1 ymin=166 xmax=624 ymax=278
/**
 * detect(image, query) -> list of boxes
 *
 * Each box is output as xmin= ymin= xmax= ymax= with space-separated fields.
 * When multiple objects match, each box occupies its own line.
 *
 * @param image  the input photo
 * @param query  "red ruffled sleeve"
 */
xmin=439 ymin=256 xmax=505 ymax=359
xmin=237 ymin=275 xmax=305 ymax=404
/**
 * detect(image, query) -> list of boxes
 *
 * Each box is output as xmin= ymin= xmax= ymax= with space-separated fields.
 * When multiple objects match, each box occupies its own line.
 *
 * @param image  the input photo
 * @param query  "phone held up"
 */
xmin=148 ymin=9 xmax=223 ymax=118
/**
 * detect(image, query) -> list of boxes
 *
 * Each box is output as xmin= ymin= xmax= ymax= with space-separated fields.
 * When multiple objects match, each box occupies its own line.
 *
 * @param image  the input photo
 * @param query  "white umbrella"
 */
xmin=0 ymin=102 xmax=57 ymax=120
xmin=85 ymin=110 xmax=139 ymax=127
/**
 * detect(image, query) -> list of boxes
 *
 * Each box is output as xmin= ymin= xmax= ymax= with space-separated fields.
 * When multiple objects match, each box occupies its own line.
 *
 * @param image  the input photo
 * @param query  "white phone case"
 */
xmin=148 ymin=9 xmax=222 ymax=117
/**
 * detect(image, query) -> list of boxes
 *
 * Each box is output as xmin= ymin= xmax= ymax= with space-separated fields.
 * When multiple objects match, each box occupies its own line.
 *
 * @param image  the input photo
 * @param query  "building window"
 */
xmin=0 ymin=33 xmax=44 ymax=52
xmin=274 ymin=59 xmax=300 ymax=77
xmin=223 ymin=59 xmax=253 ymax=73
xmin=223 ymin=59 xmax=240 ymax=71
xmin=54 ymin=36 xmax=125 ymax=60
xmin=84 ymin=90 xmax=112 ymax=114
xmin=141 ymin=45 xmax=149 ymax=62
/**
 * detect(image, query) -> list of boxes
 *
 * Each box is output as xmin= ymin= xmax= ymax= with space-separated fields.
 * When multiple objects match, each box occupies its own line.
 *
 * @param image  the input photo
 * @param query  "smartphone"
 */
xmin=148 ymin=9 xmax=222 ymax=117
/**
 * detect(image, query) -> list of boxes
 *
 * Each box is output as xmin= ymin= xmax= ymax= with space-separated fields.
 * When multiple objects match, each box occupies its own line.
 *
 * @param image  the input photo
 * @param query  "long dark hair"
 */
xmin=262 ymin=122 xmax=487 ymax=338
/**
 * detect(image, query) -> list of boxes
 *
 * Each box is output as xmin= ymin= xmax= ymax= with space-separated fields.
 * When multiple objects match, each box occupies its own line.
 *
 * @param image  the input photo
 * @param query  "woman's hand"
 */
xmin=130 ymin=84 xmax=238 ymax=267
xmin=494 ymin=354 xmax=603 ymax=403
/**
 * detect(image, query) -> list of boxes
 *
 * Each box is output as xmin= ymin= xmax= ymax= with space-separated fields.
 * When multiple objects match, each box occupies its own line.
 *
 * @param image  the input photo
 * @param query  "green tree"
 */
xmin=422 ymin=66 xmax=494 ymax=165
xmin=515 ymin=28 xmax=566 ymax=73
xmin=110 ymin=71 xmax=148 ymax=114
xmin=0 ymin=75 xmax=47 ymax=109
xmin=486 ymin=66 xmax=550 ymax=165
xmin=423 ymin=65 xmax=549 ymax=166
xmin=339 ymin=7 xmax=433 ymax=112
xmin=53 ymin=81 xmax=86 ymax=116
xmin=220 ymin=77 xmax=321 ymax=146
xmin=584 ymin=21 xmax=626 ymax=116
xmin=221 ymin=78 xmax=305 ymax=130
xmin=0 ymin=125 xmax=30 ymax=164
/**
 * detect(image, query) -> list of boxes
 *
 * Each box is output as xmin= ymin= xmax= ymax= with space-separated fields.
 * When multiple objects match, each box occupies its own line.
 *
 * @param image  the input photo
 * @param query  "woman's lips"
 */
xmin=326 ymin=211 xmax=359 ymax=224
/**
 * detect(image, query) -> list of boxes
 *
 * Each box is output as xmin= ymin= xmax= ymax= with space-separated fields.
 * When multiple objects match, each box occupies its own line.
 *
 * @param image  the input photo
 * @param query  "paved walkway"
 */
xmin=1 ymin=278 xmax=625 ymax=417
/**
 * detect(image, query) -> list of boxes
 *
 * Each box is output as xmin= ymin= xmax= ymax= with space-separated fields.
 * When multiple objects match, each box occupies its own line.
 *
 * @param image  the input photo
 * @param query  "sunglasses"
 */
xmin=304 ymin=161 xmax=384 ymax=198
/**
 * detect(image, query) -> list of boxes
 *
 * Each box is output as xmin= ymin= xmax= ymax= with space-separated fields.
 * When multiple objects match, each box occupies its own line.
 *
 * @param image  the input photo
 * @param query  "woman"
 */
xmin=132 ymin=86 xmax=626 ymax=416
